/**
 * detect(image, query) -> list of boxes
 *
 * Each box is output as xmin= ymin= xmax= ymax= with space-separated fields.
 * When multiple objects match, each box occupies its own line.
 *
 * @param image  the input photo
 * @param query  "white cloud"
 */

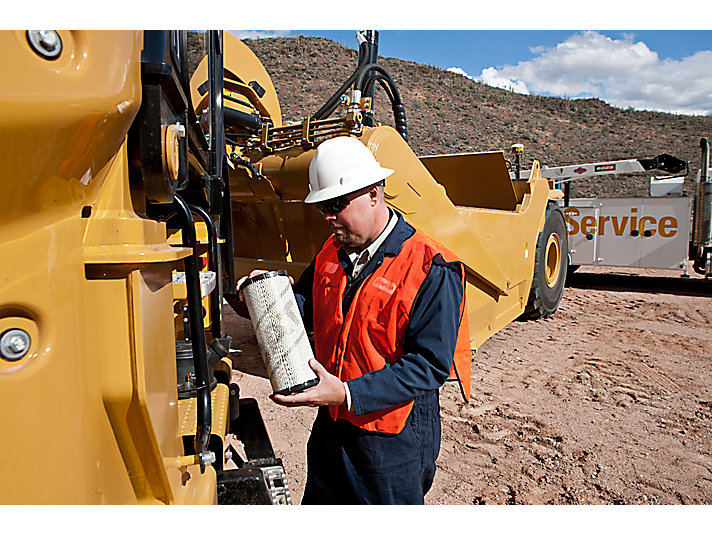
xmin=478 ymin=31 xmax=712 ymax=115
xmin=228 ymin=30 xmax=291 ymax=40
xmin=447 ymin=66 xmax=474 ymax=80
xmin=451 ymin=65 xmax=531 ymax=94
xmin=480 ymin=67 xmax=531 ymax=95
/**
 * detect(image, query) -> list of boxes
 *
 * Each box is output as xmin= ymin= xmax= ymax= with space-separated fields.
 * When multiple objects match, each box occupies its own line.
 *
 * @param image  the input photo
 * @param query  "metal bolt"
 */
xmin=199 ymin=450 xmax=216 ymax=466
xmin=9 ymin=336 xmax=26 ymax=353
xmin=0 ymin=329 xmax=31 ymax=361
xmin=38 ymin=30 xmax=58 ymax=49
xmin=27 ymin=30 xmax=63 ymax=60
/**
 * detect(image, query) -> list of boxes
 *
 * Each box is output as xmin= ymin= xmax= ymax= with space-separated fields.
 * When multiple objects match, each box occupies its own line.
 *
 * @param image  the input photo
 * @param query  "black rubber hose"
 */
xmin=354 ymin=64 xmax=395 ymax=95
xmin=312 ymin=62 xmax=391 ymax=120
xmin=361 ymin=71 xmax=403 ymax=107
xmin=362 ymin=74 xmax=394 ymax=102
xmin=224 ymin=106 xmax=262 ymax=132
xmin=357 ymin=41 xmax=371 ymax=68
xmin=230 ymin=153 xmax=263 ymax=180
xmin=357 ymin=36 xmax=379 ymax=126
xmin=172 ymin=194 xmax=212 ymax=466
xmin=223 ymin=92 xmax=257 ymax=112
xmin=312 ymin=62 xmax=408 ymax=140
xmin=361 ymin=77 xmax=395 ymax=131
xmin=360 ymin=70 xmax=408 ymax=141
xmin=392 ymin=103 xmax=408 ymax=142
xmin=311 ymin=66 xmax=362 ymax=120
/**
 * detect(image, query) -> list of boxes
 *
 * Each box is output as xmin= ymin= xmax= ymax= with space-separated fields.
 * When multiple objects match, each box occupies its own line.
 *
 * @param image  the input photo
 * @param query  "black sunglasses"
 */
xmin=314 ymin=180 xmax=385 ymax=216
xmin=315 ymin=195 xmax=351 ymax=216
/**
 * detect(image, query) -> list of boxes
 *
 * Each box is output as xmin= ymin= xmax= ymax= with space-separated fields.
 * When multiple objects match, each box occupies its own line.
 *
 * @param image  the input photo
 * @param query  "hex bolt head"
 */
xmin=26 ymin=30 xmax=63 ymax=60
xmin=199 ymin=450 xmax=216 ymax=466
xmin=0 ymin=329 xmax=32 ymax=361
xmin=38 ymin=30 xmax=58 ymax=49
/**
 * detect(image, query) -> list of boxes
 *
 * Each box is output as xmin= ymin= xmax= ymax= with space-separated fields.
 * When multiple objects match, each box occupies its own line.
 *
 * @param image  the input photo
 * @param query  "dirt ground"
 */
xmin=225 ymin=263 xmax=712 ymax=505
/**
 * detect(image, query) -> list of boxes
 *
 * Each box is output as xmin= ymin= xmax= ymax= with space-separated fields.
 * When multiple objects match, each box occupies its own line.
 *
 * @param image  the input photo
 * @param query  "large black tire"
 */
xmin=521 ymin=202 xmax=569 ymax=320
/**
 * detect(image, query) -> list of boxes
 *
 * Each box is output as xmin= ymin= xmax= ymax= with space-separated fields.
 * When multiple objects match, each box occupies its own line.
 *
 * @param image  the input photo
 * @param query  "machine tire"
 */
xmin=521 ymin=202 xmax=569 ymax=320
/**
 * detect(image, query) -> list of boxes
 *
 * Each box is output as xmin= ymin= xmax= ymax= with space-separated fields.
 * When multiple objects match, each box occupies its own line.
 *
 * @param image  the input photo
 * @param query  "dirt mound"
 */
xmin=244 ymin=35 xmax=712 ymax=199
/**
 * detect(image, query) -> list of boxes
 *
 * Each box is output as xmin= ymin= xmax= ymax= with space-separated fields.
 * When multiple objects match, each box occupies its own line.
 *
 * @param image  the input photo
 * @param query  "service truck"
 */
xmin=511 ymin=143 xmax=712 ymax=278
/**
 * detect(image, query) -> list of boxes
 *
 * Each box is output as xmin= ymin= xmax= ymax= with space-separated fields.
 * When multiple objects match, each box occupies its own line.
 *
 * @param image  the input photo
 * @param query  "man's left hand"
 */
xmin=271 ymin=359 xmax=346 ymax=407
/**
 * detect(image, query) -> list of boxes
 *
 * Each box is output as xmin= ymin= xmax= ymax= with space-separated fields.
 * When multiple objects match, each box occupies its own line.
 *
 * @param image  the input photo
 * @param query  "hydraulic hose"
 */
xmin=224 ymin=106 xmax=262 ymax=132
xmin=223 ymin=92 xmax=258 ymax=112
xmin=311 ymin=67 xmax=363 ymax=120
xmin=363 ymin=75 xmax=394 ymax=102
xmin=357 ymin=31 xmax=379 ymax=126
xmin=312 ymin=62 xmax=394 ymax=121
xmin=354 ymin=64 xmax=393 ymax=93
xmin=172 ymin=194 xmax=212 ymax=469
xmin=357 ymin=41 xmax=370 ymax=69
xmin=230 ymin=152 xmax=264 ymax=180
xmin=390 ymin=102 xmax=408 ymax=142
xmin=358 ymin=66 xmax=408 ymax=141
xmin=312 ymin=62 xmax=409 ymax=141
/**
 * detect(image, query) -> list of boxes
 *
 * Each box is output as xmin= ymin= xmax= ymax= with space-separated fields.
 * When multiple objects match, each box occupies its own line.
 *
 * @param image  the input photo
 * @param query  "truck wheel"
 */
xmin=522 ymin=203 xmax=569 ymax=320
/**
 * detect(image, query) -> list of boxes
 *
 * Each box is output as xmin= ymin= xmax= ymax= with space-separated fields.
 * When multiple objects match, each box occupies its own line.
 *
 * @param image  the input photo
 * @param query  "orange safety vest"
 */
xmin=312 ymin=229 xmax=472 ymax=434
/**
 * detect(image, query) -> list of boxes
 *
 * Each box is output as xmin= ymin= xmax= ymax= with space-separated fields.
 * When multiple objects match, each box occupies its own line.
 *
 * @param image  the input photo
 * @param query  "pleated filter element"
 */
xmin=241 ymin=270 xmax=319 ymax=395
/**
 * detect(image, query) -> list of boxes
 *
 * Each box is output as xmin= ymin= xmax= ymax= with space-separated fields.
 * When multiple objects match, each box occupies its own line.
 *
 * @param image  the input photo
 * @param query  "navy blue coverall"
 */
xmin=292 ymin=212 xmax=464 ymax=504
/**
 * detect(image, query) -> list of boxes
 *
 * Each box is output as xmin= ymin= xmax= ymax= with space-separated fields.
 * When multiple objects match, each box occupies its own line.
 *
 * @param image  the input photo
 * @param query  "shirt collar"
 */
xmin=380 ymin=210 xmax=415 ymax=256
xmin=347 ymin=208 xmax=398 ymax=278
xmin=333 ymin=210 xmax=414 ymax=257
xmin=362 ymin=208 xmax=399 ymax=256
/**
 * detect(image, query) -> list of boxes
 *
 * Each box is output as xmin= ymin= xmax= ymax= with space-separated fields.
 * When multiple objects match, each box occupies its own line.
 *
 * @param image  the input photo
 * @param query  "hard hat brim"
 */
xmin=304 ymin=166 xmax=393 ymax=204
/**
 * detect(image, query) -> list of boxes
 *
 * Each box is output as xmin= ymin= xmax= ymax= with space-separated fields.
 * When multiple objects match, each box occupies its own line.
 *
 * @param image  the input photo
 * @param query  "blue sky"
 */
xmin=231 ymin=29 xmax=712 ymax=116
xmin=291 ymin=30 xmax=711 ymax=81
xmin=8 ymin=1 xmax=710 ymax=115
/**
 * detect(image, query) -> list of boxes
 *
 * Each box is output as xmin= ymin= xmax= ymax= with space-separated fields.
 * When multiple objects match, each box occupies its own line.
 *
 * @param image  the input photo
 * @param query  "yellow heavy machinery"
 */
xmin=0 ymin=30 xmax=567 ymax=504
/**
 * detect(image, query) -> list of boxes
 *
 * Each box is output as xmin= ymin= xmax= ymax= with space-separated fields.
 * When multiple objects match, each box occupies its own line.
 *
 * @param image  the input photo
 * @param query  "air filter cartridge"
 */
xmin=241 ymin=270 xmax=319 ymax=395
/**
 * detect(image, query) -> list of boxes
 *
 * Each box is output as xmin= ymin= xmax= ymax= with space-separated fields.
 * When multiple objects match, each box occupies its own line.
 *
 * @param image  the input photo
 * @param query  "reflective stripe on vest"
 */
xmin=312 ymin=230 xmax=472 ymax=434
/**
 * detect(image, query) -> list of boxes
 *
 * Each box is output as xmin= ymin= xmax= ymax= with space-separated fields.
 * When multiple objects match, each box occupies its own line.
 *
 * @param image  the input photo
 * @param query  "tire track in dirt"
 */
xmin=429 ymin=265 xmax=712 ymax=504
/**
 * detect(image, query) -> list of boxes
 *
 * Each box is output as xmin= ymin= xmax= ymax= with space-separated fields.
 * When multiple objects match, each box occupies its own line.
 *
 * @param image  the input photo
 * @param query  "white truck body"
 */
xmin=509 ymin=147 xmax=711 ymax=277
xmin=561 ymin=196 xmax=693 ymax=273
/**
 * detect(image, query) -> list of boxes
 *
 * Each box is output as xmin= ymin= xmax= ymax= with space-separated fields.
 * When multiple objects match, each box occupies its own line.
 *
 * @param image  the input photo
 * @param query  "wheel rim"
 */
xmin=544 ymin=233 xmax=561 ymax=288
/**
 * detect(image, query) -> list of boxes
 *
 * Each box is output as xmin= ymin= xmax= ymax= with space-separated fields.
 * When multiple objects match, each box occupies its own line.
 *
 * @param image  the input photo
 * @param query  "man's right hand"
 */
xmin=236 ymin=269 xmax=268 ymax=302
xmin=236 ymin=269 xmax=295 ymax=302
xmin=271 ymin=359 xmax=346 ymax=408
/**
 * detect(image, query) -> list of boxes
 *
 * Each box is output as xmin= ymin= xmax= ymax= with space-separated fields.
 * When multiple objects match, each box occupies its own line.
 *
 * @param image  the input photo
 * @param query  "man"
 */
xmin=239 ymin=136 xmax=471 ymax=504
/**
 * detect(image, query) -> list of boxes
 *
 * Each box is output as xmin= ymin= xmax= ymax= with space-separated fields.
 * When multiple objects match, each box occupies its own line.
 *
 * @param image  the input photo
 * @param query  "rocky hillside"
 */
xmin=244 ymin=36 xmax=712 ymax=198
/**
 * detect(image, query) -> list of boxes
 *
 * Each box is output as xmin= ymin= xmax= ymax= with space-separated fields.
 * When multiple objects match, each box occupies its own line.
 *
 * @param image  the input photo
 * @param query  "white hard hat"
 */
xmin=305 ymin=136 xmax=394 ymax=204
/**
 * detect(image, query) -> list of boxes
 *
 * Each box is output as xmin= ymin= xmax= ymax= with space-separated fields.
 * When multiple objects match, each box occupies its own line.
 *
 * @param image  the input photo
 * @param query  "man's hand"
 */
xmin=237 ymin=269 xmax=294 ymax=302
xmin=236 ymin=269 xmax=267 ymax=302
xmin=271 ymin=359 xmax=346 ymax=407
